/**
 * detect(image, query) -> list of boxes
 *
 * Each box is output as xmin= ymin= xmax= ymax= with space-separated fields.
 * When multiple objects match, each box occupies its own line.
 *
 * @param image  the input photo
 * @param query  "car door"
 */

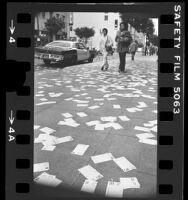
xmin=77 ymin=43 xmax=90 ymax=61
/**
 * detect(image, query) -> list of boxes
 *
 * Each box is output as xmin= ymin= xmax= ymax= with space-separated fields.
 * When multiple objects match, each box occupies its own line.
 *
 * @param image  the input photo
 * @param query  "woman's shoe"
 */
xmin=101 ymin=66 xmax=104 ymax=71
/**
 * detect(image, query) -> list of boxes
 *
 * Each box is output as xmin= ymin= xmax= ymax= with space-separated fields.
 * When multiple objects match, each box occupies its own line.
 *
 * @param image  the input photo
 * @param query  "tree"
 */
xmin=44 ymin=16 xmax=65 ymax=40
xmin=148 ymin=34 xmax=158 ymax=46
xmin=74 ymin=27 xmax=95 ymax=44
xmin=120 ymin=13 xmax=155 ymax=37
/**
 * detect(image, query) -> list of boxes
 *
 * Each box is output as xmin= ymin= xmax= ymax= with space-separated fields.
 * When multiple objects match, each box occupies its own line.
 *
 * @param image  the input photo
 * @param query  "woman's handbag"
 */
xmin=105 ymin=36 xmax=113 ymax=53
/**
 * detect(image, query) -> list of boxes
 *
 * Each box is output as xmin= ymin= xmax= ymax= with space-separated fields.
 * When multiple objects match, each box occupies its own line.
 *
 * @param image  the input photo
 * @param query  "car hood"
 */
xmin=35 ymin=45 xmax=72 ymax=54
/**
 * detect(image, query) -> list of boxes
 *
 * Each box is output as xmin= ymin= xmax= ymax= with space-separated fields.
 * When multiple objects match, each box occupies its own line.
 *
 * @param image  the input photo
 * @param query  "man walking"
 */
xmin=129 ymin=40 xmax=138 ymax=61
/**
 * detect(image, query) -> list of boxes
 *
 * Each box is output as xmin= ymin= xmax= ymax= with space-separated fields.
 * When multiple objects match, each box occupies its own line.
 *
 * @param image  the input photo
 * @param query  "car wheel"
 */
xmin=43 ymin=59 xmax=51 ymax=66
xmin=88 ymin=57 xmax=93 ymax=63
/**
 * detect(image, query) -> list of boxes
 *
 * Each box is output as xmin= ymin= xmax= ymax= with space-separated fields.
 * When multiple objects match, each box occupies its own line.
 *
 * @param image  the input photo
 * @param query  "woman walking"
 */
xmin=115 ymin=22 xmax=132 ymax=73
xmin=99 ymin=28 xmax=113 ymax=71
xmin=129 ymin=40 xmax=138 ymax=61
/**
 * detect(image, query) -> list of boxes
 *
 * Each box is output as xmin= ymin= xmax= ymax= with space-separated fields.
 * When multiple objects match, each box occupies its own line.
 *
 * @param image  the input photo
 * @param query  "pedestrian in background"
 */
xmin=115 ymin=22 xmax=132 ymax=73
xmin=99 ymin=28 xmax=113 ymax=71
xmin=129 ymin=40 xmax=138 ymax=61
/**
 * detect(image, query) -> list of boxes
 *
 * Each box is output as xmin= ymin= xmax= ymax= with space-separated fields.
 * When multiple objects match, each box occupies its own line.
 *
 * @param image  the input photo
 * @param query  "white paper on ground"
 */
xmin=71 ymin=144 xmax=89 ymax=156
xmin=34 ymin=162 xmax=49 ymax=173
xmin=136 ymin=133 xmax=155 ymax=140
xmin=150 ymin=125 xmax=157 ymax=132
xmin=38 ymin=91 xmax=44 ymax=93
xmin=134 ymin=126 xmax=151 ymax=132
xmin=88 ymin=105 xmax=100 ymax=109
xmin=40 ymin=127 xmax=56 ymax=134
xmin=126 ymin=108 xmax=137 ymax=112
xmin=94 ymin=123 xmax=105 ymax=130
xmin=35 ymin=94 xmax=45 ymax=97
xmin=139 ymin=138 xmax=157 ymax=145
xmin=143 ymin=123 xmax=154 ymax=127
xmin=34 ymin=125 xmax=40 ymax=130
xmin=55 ymin=136 xmax=73 ymax=144
xmin=36 ymin=101 xmax=56 ymax=106
xmin=107 ymin=98 xmax=117 ymax=100
xmin=34 ymin=134 xmax=57 ymax=144
xmin=148 ymin=120 xmax=157 ymax=125
xmin=34 ymin=173 xmax=62 ymax=187
xmin=105 ymin=181 xmax=124 ymax=198
xmin=41 ymin=145 xmax=56 ymax=151
xmin=91 ymin=153 xmax=115 ymax=164
xmin=77 ymin=104 xmax=88 ymax=107
xmin=100 ymin=116 xmax=117 ymax=122
xmin=110 ymin=123 xmax=123 ymax=130
xmin=73 ymin=100 xmax=89 ymax=103
xmin=57 ymin=120 xmax=80 ymax=127
xmin=78 ymin=165 xmax=103 ymax=181
xmin=137 ymin=102 xmax=147 ymax=108
xmin=94 ymin=98 xmax=104 ymax=101
xmin=81 ymin=179 xmax=98 ymax=193
xmin=152 ymin=110 xmax=157 ymax=113
xmin=61 ymin=113 xmax=73 ymax=118
xmin=119 ymin=116 xmax=130 ymax=121
xmin=77 ymin=112 xmax=88 ymax=117
xmin=86 ymin=121 xmax=101 ymax=126
xmin=113 ymin=105 xmax=121 ymax=109
xmin=113 ymin=157 xmax=136 ymax=172
xmin=120 ymin=177 xmax=140 ymax=189
xmin=40 ymin=98 xmax=48 ymax=101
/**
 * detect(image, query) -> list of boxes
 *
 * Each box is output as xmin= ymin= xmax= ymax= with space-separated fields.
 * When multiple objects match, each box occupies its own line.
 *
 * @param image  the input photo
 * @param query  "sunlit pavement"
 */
xmin=34 ymin=53 xmax=158 ymax=198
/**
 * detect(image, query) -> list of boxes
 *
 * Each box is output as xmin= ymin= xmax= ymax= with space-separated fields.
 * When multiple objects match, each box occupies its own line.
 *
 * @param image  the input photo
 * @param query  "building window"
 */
xmin=104 ymin=15 xmax=108 ymax=21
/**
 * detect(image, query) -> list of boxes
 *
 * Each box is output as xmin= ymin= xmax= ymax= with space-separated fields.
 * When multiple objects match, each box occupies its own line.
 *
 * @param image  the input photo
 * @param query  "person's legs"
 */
xmin=118 ymin=53 xmax=122 ymax=72
xmin=121 ymin=52 xmax=126 ymax=72
xmin=101 ymin=51 xmax=107 ymax=70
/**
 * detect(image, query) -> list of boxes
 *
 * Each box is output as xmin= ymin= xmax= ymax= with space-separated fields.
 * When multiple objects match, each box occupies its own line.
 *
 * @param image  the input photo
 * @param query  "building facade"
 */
xmin=34 ymin=12 xmax=72 ymax=45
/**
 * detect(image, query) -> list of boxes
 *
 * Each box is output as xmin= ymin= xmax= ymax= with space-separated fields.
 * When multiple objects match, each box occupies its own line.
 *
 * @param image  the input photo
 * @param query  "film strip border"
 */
xmin=5 ymin=3 xmax=184 ymax=200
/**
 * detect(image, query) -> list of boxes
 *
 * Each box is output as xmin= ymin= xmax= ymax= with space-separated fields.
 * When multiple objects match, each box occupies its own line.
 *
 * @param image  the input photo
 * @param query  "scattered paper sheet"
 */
xmin=119 ymin=116 xmax=130 ymax=121
xmin=41 ymin=145 xmax=56 ymax=151
xmin=134 ymin=126 xmax=151 ymax=132
xmin=113 ymin=105 xmax=121 ymax=109
xmin=40 ymin=127 xmax=56 ymax=134
xmin=150 ymin=126 xmax=157 ymax=132
xmin=77 ymin=104 xmax=88 ymax=107
xmin=88 ymin=105 xmax=100 ymax=109
xmin=94 ymin=123 xmax=105 ymax=130
xmin=120 ymin=177 xmax=140 ymax=189
xmin=152 ymin=110 xmax=157 ymax=113
xmin=71 ymin=144 xmax=89 ymax=156
xmin=77 ymin=112 xmax=88 ymax=117
xmin=34 ymin=162 xmax=49 ymax=173
xmin=81 ymin=179 xmax=98 ymax=193
xmin=61 ymin=113 xmax=73 ymax=118
xmin=35 ymin=94 xmax=45 ymax=97
xmin=110 ymin=123 xmax=123 ymax=130
xmin=113 ymin=157 xmax=136 ymax=172
xmin=55 ymin=136 xmax=73 ymax=144
xmin=34 ymin=125 xmax=40 ymax=130
xmin=100 ymin=116 xmax=117 ymax=122
xmin=40 ymin=98 xmax=48 ymax=101
xmin=86 ymin=121 xmax=101 ymax=126
xmin=36 ymin=101 xmax=56 ymax=106
xmin=78 ymin=165 xmax=103 ymax=181
xmin=106 ymin=181 xmax=124 ymax=198
xmin=136 ymin=133 xmax=155 ymax=140
xmin=139 ymin=138 xmax=157 ymax=145
xmin=58 ymin=119 xmax=80 ymax=127
xmin=137 ymin=102 xmax=147 ymax=108
xmin=91 ymin=153 xmax=115 ymax=164
xmin=34 ymin=172 xmax=62 ymax=187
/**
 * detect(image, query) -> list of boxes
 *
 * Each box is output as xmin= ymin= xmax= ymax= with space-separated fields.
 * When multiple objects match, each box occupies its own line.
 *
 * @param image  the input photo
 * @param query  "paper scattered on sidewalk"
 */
xmin=78 ymin=165 xmax=103 ymax=181
xmin=127 ymin=107 xmax=143 ymax=112
xmin=134 ymin=126 xmax=151 ymax=132
xmin=34 ymin=125 xmax=40 ymax=130
xmin=36 ymin=101 xmax=56 ymax=106
xmin=61 ymin=113 xmax=73 ymax=118
xmin=139 ymin=138 xmax=157 ymax=145
xmin=41 ymin=145 xmax=56 ymax=151
xmin=136 ymin=133 xmax=155 ymax=140
xmin=81 ymin=179 xmax=98 ymax=193
xmin=34 ymin=162 xmax=49 ymax=173
xmin=35 ymin=94 xmax=45 ymax=97
xmin=88 ymin=105 xmax=100 ymax=109
xmin=58 ymin=118 xmax=80 ymax=127
xmin=120 ymin=177 xmax=140 ymax=189
xmin=55 ymin=136 xmax=73 ymax=144
xmin=86 ymin=121 xmax=101 ymax=126
xmin=40 ymin=127 xmax=56 ymax=135
xmin=34 ymin=172 xmax=62 ymax=187
xmin=94 ymin=123 xmax=105 ymax=130
xmin=113 ymin=157 xmax=136 ymax=172
xmin=77 ymin=112 xmax=88 ymax=117
xmin=100 ymin=116 xmax=117 ymax=122
xmin=137 ymin=102 xmax=147 ymax=108
xmin=113 ymin=105 xmax=121 ymax=109
xmin=91 ymin=153 xmax=115 ymax=164
xmin=40 ymin=98 xmax=48 ymax=101
xmin=119 ymin=116 xmax=130 ymax=121
xmin=71 ymin=144 xmax=89 ymax=156
xmin=150 ymin=125 xmax=157 ymax=132
xmin=152 ymin=110 xmax=157 ymax=113
xmin=106 ymin=181 xmax=124 ymax=198
xmin=77 ymin=104 xmax=88 ymax=107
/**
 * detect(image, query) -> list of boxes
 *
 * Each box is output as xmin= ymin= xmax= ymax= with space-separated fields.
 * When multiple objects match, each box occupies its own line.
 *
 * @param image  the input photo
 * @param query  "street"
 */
xmin=34 ymin=53 xmax=158 ymax=198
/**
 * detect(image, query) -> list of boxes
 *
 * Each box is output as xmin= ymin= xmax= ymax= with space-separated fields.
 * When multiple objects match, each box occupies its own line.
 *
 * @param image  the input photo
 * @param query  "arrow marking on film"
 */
xmin=9 ymin=20 xmax=15 ymax=34
xmin=9 ymin=110 xmax=15 ymax=125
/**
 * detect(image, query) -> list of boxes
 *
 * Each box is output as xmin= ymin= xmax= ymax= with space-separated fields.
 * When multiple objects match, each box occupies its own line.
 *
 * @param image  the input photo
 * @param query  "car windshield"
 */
xmin=46 ymin=41 xmax=71 ymax=48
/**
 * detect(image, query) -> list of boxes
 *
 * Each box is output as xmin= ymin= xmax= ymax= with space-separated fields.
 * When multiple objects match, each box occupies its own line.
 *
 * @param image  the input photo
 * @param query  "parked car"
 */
xmin=35 ymin=40 xmax=96 ymax=65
